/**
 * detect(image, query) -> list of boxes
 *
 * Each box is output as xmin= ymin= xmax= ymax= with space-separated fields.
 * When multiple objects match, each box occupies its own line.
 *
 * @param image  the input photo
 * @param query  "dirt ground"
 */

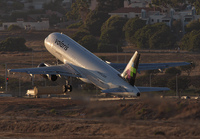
xmin=0 ymin=97 xmax=200 ymax=138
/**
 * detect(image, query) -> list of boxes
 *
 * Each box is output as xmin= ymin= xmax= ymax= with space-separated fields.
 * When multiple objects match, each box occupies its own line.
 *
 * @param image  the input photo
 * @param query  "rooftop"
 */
xmin=110 ymin=7 xmax=161 ymax=13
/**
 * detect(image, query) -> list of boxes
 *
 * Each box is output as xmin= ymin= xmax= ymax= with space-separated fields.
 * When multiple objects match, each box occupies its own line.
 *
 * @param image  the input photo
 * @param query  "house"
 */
xmin=109 ymin=7 xmax=162 ymax=24
xmin=62 ymin=0 xmax=74 ymax=10
xmin=109 ymin=3 xmax=200 ymax=32
xmin=1 ymin=18 xmax=50 ymax=30
xmin=90 ymin=0 xmax=98 ymax=10
xmin=23 ymin=0 xmax=56 ymax=10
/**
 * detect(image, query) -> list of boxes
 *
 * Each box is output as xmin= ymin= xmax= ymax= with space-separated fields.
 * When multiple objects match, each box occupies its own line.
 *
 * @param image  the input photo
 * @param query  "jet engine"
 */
xmin=38 ymin=63 xmax=58 ymax=81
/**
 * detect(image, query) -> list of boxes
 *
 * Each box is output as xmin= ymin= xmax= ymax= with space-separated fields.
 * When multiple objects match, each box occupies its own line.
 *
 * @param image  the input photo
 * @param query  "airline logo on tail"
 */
xmin=121 ymin=51 xmax=140 ymax=86
xmin=127 ymin=65 xmax=137 ymax=79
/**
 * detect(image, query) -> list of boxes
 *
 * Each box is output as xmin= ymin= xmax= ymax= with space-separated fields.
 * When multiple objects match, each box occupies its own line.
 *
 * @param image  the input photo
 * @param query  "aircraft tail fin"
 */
xmin=121 ymin=51 xmax=140 ymax=86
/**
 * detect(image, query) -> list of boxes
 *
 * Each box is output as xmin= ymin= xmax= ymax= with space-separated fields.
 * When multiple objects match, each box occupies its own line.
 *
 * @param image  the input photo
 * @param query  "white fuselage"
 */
xmin=44 ymin=33 xmax=140 ymax=96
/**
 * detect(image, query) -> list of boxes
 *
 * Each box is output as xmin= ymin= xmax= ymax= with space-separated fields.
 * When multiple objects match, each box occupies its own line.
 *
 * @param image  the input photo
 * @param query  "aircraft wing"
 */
xmin=109 ymin=62 xmax=190 ymax=72
xmin=137 ymin=87 xmax=170 ymax=92
xmin=8 ymin=64 xmax=82 ymax=77
xmin=138 ymin=62 xmax=190 ymax=72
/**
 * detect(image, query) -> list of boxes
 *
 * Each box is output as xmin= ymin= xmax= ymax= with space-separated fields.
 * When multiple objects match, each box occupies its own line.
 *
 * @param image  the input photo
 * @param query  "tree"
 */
xmin=101 ymin=15 xmax=127 ymax=35
xmin=172 ymin=19 xmax=182 ymax=34
xmin=123 ymin=17 xmax=146 ymax=44
xmin=43 ymin=0 xmax=66 ymax=14
xmin=134 ymin=25 xmax=152 ymax=48
xmin=72 ymin=29 xmax=90 ymax=42
xmin=100 ymin=28 xmax=119 ymax=44
xmin=152 ymin=0 xmax=187 ymax=7
xmin=185 ymin=20 xmax=200 ymax=33
xmin=85 ymin=10 xmax=110 ymax=36
xmin=66 ymin=0 xmax=90 ymax=21
xmin=151 ymin=75 xmax=168 ymax=87
xmin=172 ymin=19 xmax=183 ymax=41
xmin=7 ymin=25 xmax=22 ymax=31
xmin=149 ymin=25 xmax=176 ymax=49
xmin=10 ymin=12 xmax=28 ymax=22
xmin=96 ymin=0 xmax=124 ymax=13
xmin=134 ymin=23 xmax=175 ymax=49
xmin=0 ymin=37 xmax=31 ymax=51
xmin=165 ymin=67 xmax=182 ymax=76
xmin=67 ymin=21 xmax=83 ymax=29
xmin=98 ymin=28 xmax=123 ymax=52
xmin=179 ymin=33 xmax=190 ymax=50
xmin=167 ymin=76 xmax=190 ymax=91
xmin=78 ymin=35 xmax=98 ymax=52
xmin=188 ymin=31 xmax=200 ymax=51
xmin=98 ymin=42 xmax=118 ymax=52
xmin=190 ymin=75 xmax=200 ymax=88
xmin=99 ymin=16 xmax=127 ymax=47
xmin=12 ymin=2 xmax=24 ymax=10
xmin=47 ymin=14 xmax=60 ymax=26
xmin=194 ymin=1 xmax=200 ymax=15
xmin=179 ymin=62 xmax=195 ymax=76
xmin=180 ymin=30 xmax=200 ymax=51
xmin=188 ymin=0 xmax=196 ymax=4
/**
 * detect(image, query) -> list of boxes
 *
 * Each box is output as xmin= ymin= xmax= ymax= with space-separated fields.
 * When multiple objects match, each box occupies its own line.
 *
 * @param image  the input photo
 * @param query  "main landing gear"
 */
xmin=63 ymin=80 xmax=72 ymax=93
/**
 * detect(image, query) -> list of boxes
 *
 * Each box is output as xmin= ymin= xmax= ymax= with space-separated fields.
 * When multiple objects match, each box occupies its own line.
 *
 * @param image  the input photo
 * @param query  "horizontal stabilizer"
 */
xmin=109 ymin=62 xmax=191 ymax=73
xmin=137 ymin=87 xmax=170 ymax=92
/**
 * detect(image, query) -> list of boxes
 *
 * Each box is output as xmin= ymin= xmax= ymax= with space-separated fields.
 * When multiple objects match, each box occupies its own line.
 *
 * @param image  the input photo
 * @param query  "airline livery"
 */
xmin=9 ymin=32 xmax=190 ymax=97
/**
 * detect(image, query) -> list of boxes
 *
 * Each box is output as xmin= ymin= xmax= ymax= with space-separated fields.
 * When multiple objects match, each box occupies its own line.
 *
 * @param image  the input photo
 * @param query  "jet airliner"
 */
xmin=9 ymin=32 xmax=190 ymax=97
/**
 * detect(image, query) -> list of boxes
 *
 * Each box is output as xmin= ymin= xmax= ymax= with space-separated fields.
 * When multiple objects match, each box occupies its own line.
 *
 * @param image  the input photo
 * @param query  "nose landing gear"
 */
xmin=136 ymin=92 xmax=140 ymax=97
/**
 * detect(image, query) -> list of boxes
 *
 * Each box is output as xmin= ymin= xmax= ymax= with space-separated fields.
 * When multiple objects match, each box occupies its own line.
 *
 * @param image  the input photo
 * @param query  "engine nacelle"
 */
xmin=38 ymin=63 xmax=58 ymax=81
xmin=48 ymin=74 xmax=58 ymax=81
xmin=38 ymin=63 xmax=50 ymax=68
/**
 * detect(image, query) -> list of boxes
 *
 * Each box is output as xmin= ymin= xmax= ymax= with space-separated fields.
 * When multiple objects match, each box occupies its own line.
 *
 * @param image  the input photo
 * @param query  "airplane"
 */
xmin=8 ymin=32 xmax=190 ymax=97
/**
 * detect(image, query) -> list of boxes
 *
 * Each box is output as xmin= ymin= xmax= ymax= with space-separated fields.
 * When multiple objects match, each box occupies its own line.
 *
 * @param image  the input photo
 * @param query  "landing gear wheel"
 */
xmin=63 ymin=85 xmax=72 ymax=92
xmin=67 ymin=85 xmax=72 ymax=92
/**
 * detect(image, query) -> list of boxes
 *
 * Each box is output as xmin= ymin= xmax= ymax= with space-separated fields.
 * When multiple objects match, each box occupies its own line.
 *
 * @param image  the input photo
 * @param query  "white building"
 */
xmin=109 ymin=6 xmax=200 ymax=32
xmin=62 ymin=0 xmax=73 ymax=9
xmin=23 ymin=0 xmax=55 ymax=10
xmin=1 ymin=18 xmax=49 ymax=30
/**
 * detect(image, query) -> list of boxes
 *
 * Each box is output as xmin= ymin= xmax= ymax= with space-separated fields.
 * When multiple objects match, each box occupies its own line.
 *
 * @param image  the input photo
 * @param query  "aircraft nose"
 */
xmin=44 ymin=35 xmax=49 ymax=43
xmin=44 ymin=35 xmax=51 ymax=50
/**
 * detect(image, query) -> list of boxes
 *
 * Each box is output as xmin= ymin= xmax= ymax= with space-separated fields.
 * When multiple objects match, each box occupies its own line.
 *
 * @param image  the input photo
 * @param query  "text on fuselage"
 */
xmin=55 ymin=39 xmax=69 ymax=51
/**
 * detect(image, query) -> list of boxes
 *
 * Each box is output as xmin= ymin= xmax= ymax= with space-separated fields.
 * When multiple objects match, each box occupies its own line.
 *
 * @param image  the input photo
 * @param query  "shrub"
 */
xmin=8 ymin=25 xmax=22 ymax=31
xmin=67 ymin=21 xmax=83 ymax=29
xmin=0 ymin=37 xmax=31 ymax=51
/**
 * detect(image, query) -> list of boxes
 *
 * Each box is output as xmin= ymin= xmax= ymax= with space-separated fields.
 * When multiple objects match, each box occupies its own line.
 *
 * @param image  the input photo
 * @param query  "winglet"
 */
xmin=121 ymin=51 xmax=140 ymax=86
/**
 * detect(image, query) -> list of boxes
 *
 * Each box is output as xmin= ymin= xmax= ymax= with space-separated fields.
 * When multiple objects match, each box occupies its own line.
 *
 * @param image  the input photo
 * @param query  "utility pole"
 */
xmin=116 ymin=45 xmax=118 ymax=63
xmin=19 ymin=74 xmax=21 ymax=97
xmin=176 ymin=74 xmax=178 ymax=97
xmin=32 ymin=49 xmax=34 ymax=67
xmin=5 ymin=63 xmax=8 ymax=93
xmin=150 ymin=73 xmax=152 ymax=87
xmin=31 ymin=74 xmax=34 ymax=86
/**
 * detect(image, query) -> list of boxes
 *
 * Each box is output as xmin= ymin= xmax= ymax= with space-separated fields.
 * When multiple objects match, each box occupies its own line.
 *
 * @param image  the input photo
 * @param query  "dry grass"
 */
xmin=0 ymin=98 xmax=200 ymax=138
